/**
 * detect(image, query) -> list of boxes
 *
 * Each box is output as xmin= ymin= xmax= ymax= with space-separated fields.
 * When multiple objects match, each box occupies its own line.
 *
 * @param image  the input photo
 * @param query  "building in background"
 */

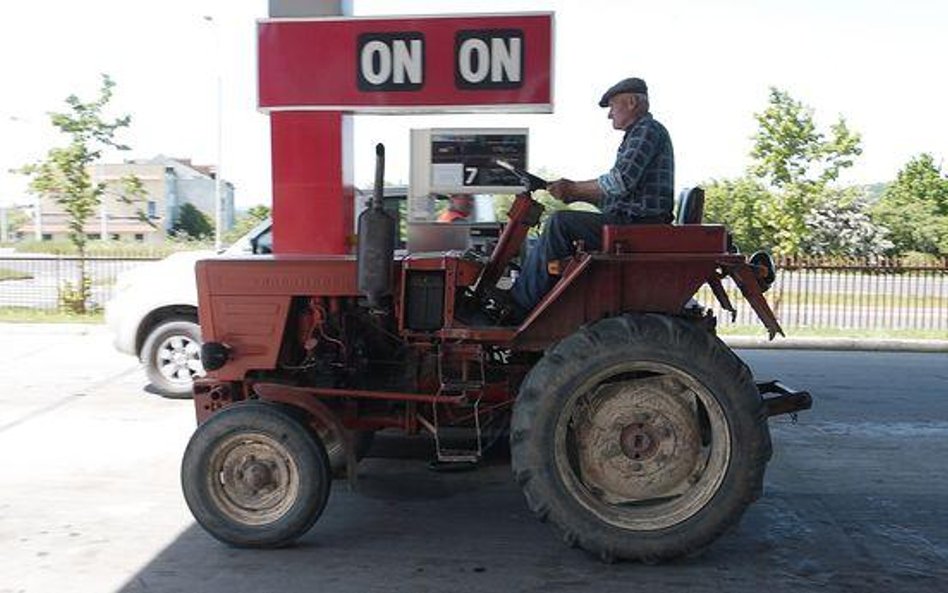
xmin=16 ymin=155 xmax=234 ymax=243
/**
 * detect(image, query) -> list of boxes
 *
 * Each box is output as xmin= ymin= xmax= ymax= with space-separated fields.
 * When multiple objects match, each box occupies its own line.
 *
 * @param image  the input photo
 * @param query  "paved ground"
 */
xmin=1 ymin=324 xmax=946 ymax=593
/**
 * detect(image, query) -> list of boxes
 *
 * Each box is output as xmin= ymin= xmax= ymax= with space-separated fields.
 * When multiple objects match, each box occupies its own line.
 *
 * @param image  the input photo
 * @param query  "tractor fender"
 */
xmin=253 ymin=382 xmax=357 ymax=484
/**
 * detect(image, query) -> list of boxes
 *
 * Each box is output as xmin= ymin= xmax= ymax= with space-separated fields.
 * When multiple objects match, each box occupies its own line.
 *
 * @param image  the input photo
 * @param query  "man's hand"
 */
xmin=548 ymin=178 xmax=602 ymax=205
xmin=548 ymin=179 xmax=577 ymax=202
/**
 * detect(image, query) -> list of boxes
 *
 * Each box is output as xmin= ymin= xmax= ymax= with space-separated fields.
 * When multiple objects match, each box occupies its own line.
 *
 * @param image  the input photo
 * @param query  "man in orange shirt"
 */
xmin=437 ymin=194 xmax=474 ymax=223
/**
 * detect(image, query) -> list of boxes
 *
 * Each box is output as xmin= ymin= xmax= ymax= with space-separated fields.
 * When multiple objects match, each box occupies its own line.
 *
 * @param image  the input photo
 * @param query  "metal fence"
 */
xmin=1 ymin=254 xmax=947 ymax=332
xmin=0 ymin=255 xmax=160 ymax=311
xmin=699 ymin=257 xmax=948 ymax=332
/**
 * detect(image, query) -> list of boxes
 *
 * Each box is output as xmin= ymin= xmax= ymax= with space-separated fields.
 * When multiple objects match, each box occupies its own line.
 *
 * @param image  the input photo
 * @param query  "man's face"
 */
xmin=450 ymin=196 xmax=474 ymax=215
xmin=607 ymin=94 xmax=638 ymax=130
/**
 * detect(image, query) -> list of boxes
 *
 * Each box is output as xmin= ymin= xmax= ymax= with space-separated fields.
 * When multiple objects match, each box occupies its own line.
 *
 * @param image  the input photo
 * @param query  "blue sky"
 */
xmin=1 ymin=0 xmax=945 ymax=208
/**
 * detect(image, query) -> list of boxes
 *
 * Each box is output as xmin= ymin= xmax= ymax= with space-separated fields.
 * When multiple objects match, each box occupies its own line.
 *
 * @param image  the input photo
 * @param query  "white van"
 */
xmin=104 ymin=220 xmax=272 ymax=397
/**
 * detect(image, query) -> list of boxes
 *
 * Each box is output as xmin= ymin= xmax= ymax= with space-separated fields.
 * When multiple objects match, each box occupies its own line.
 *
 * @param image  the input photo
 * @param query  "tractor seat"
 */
xmin=675 ymin=187 xmax=705 ymax=225
xmin=601 ymin=187 xmax=724 ymax=253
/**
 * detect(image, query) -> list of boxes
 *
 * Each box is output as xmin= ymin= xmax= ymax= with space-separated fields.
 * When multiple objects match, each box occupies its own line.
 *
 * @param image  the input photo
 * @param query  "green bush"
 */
xmin=0 ymin=268 xmax=33 ymax=281
xmin=58 ymin=277 xmax=94 ymax=314
xmin=900 ymin=251 xmax=946 ymax=267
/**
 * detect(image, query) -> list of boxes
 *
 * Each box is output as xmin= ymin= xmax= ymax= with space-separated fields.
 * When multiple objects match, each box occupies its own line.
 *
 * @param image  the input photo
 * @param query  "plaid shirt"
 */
xmin=597 ymin=113 xmax=675 ymax=223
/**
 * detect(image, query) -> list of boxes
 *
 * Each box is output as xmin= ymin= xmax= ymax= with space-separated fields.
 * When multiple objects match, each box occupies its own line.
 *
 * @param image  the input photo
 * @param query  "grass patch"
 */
xmin=0 ymin=307 xmax=103 ymax=324
xmin=769 ymin=293 xmax=948 ymax=309
xmin=717 ymin=324 xmax=948 ymax=341
xmin=10 ymin=239 xmax=212 ymax=258
xmin=697 ymin=288 xmax=948 ymax=310
xmin=0 ymin=268 xmax=33 ymax=281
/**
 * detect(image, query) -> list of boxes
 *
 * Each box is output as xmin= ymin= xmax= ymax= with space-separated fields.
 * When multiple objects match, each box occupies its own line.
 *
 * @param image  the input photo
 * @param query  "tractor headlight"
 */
xmin=200 ymin=342 xmax=231 ymax=371
xmin=749 ymin=252 xmax=776 ymax=293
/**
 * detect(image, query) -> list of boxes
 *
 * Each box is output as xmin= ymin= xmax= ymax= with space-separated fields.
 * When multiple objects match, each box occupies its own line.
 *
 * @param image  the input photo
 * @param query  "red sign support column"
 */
xmin=271 ymin=111 xmax=353 ymax=254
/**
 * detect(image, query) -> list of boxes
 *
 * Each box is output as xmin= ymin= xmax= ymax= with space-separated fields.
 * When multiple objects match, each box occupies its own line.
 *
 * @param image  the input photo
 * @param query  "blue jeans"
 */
xmin=510 ymin=210 xmax=608 ymax=312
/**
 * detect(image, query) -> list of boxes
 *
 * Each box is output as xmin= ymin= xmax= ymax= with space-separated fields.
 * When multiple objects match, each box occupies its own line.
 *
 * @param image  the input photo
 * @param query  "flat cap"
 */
xmin=598 ymin=77 xmax=648 ymax=107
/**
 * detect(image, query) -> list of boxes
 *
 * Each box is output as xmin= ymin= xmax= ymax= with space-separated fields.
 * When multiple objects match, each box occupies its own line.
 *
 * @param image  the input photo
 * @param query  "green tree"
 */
xmin=224 ymin=204 xmax=271 ymax=244
xmin=764 ymin=183 xmax=825 ymax=255
xmin=1 ymin=208 xmax=29 ymax=243
xmin=751 ymin=87 xmax=862 ymax=189
xmin=172 ymin=203 xmax=214 ymax=240
xmin=19 ymin=74 xmax=140 ymax=312
xmin=246 ymin=204 xmax=271 ymax=221
xmin=702 ymin=176 xmax=776 ymax=253
xmin=747 ymin=88 xmax=864 ymax=255
xmin=873 ymin=153 xmax=948 ymax=255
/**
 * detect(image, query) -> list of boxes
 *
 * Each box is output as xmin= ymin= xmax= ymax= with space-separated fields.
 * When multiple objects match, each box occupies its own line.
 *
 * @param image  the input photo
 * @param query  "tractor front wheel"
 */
xmin=181 ymin=401 xmax=331 ymax=548
xmin=511 ymin=314 xmax=771 ymax=562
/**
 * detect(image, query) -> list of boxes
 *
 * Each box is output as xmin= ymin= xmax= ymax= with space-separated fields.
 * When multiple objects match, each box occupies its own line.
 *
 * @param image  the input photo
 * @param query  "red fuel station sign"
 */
xmin=260 ymin=13 xmax=554 ymax=254
xmin=258 ymin=13 xmax=554 ymax=113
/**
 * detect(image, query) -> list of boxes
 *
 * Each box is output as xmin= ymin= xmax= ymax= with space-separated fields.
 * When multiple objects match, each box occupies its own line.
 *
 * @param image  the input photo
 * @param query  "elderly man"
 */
xmin=507 ymin=76 xmax=675 ymax=320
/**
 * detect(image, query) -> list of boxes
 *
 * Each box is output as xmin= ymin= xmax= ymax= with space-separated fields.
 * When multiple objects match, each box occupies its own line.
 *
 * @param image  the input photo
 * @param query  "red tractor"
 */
xmin=181 ymin=145 xmax=810 ymax=562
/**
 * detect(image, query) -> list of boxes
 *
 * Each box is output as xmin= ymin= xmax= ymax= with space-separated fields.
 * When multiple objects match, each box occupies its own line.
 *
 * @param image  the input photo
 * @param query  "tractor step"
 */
xmin=434 ymin=449 xmax=480 ymax=464
xmin=416 ymin=414 xmax=484 ymax=465
xmin=440 ymin=381 xmax=485 ymax=392
xmin=428 ymin=459 xmax=478 ymax=472
xmin=421 ymin=343 xmax=488 ymax=463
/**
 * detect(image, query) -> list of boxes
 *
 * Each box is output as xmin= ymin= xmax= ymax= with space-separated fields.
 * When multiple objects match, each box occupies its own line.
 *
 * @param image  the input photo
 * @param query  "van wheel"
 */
xmin=141 ymin=319 xmax=205 ymax=398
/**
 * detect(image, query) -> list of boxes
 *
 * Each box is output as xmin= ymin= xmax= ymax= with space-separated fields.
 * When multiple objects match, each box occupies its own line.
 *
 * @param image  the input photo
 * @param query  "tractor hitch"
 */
xmin=757 ymin=380 xmax=813 ymax=418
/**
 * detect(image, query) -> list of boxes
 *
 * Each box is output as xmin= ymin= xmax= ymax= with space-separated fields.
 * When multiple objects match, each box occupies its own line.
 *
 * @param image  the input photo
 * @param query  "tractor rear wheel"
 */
xmin=511 ymin=314 xmax=771 ymax=562
xmin=181 ymin=401 xmax=331 ymax=548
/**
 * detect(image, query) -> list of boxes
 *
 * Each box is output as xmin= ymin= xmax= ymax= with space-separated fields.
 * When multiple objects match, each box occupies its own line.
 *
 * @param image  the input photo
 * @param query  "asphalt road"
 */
xmin=1 ymin=324 xmax=946 ymax=593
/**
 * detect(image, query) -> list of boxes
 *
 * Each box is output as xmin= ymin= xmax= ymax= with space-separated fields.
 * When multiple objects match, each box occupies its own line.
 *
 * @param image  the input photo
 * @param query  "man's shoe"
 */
xmin=456 ymin=302 xmax=529 ymax=327
xmin=502 ymin=302 xmax=529 ymax=326
xmin=456 ymin=308 xmax=498 ymax=327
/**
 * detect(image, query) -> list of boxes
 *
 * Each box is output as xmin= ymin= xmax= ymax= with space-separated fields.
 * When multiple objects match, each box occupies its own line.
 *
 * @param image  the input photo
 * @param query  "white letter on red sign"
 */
xmin=491 ymin=37 xmax=521 ymax=84
xmin=392 ymin=39 xmax=422 ymax=84
xmin=358 ymin=34 xmax=425 ymax=91
xmin=455 ymin=31 xmax=524 ymax=89
xmin=361 ymin=40 xmax=391 ymax=85
xmin=458 ymin=38 xmax=490 ymax=84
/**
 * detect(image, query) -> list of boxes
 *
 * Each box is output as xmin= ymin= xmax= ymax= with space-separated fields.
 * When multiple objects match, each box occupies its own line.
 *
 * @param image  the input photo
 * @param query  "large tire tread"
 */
xmin=511 ymin=313 xmax=771 ymax=563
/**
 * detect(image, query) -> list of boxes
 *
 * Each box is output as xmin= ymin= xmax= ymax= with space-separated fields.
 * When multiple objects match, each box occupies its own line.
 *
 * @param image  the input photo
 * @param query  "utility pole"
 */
xmin=214 ymin=59 xmax=223 ymax=251
xmin=34 ymin=196 xmax=42 ymax=240
xmin=203 ymin=15 xmax=224 ymax=251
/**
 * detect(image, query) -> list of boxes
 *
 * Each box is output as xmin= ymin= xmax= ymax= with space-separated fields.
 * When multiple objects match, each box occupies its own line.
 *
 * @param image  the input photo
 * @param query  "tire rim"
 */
xmin=206 ymin=431 xmax=301 ymax=526
xmin=554 ymin=361 xmax=731 ymax=531
xmin=156 ymin=334 xmax=205 ymax=385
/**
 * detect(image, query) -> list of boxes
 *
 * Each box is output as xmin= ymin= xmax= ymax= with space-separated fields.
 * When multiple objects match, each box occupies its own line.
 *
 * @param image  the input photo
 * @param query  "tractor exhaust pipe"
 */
xmin=357 ymin=143 xmax=396 ymax=310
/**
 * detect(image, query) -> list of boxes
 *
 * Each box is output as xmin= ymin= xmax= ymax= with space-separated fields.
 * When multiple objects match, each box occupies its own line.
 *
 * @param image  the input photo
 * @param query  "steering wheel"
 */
xmin=495 ymin=159 xmax=549 ymax=193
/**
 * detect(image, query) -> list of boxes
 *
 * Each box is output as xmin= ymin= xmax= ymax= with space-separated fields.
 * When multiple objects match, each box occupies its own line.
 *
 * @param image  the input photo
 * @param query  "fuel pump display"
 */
xmin=430 ymin=132 xmax=527 ymax=188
